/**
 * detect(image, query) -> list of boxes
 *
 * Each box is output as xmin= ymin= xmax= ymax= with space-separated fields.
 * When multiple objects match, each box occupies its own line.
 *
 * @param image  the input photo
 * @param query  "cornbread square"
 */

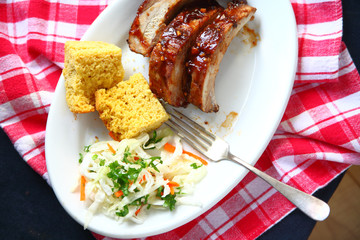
xmin=95 ymin=73 xmax=169 ymax=140
xmin=63 ymin=41 xmax=125 ymax=113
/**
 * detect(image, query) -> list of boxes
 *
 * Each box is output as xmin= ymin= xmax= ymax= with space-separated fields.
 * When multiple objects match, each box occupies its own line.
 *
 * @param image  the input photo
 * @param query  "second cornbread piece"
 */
xmin=95 ymin=73 xmax=169 ymax=140
xmin=63 ymin=41 xmax=125 ymax=113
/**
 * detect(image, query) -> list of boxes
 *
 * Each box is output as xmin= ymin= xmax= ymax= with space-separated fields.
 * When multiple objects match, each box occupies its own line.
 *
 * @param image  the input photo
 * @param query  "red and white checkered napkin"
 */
xmin=0 ymin=0 xmax=359 ymax=239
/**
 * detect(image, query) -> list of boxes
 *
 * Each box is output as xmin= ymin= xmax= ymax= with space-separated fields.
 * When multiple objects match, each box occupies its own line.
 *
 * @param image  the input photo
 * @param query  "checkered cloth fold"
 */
xmin=0 ymin=0 xmax=359 ymax=239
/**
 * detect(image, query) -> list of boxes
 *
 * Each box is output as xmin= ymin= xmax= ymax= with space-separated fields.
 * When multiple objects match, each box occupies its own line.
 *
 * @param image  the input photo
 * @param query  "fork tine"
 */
xmin=172 ymin=108 xmax=216 ymax=139
xmin=163 ymin=105 xmax=216 ymax=146
xmin=168 ymin=111 xmax=213 ymax=147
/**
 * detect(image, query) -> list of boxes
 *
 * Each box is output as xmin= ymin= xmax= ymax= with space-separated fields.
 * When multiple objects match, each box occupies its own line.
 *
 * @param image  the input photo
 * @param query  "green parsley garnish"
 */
xmin=107 ymin=161 xmax=136 ymax=196
xmin=130 ymin=195 xmax=149 ymax=206
xmin=190 ymin=163 xmax=203 ymax=169
xmin=155 ymin=186 xmax=178 ymax=211
xmin=162 ymin=193 xmax=177 ymax=211
xmin=106 ymin=149 xmax=161 ymax=197
xmin=99 ymin=159 xmax=105 ymax=166
xmin=143 ymin=131 xmax=163 ymax=149
xmin=149 ymin=156 xmax=163 ymax=172
xmin=156 ymin=186 xmax=164 ymax=197
xmin=116 ymin=205 xmax=129 ymax=217
xmin=122 ymin=146 xmax=131 ymax=163
xmin=83 ymin=145 xmax=91 ymax=152
xmin=78 ymin=153 xmax=83 ymax=163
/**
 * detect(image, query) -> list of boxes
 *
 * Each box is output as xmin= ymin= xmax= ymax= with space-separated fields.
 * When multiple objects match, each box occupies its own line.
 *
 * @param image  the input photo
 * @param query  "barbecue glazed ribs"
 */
xmin=187 ymin=1 xmax=256 ymax=112
xmin=128 ymin=0 xmax=256 ymax=113
xmin=149 ymin=1 xmax=222 ymax=107
xmin=128 ymin=0 xmax=196 ymax=57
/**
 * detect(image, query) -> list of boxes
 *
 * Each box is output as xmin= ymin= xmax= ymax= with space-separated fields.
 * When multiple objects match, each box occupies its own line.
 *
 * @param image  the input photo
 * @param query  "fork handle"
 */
xmin=228 ymin=153 xmax=330 ymax=221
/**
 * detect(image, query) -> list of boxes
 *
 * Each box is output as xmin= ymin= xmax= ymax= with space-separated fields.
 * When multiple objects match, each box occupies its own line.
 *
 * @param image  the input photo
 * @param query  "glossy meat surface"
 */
xmin=128 ymin=0 xmax=195 ymax=57
xmin=187 ymin=1 xmax=256 ymax=112
xmin=149 ymin=0 xmax=222 ymax=106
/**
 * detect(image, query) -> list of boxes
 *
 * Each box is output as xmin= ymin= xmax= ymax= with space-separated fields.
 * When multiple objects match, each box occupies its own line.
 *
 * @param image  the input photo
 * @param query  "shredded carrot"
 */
xmin=164 ymin=143 xmax=176 ymax=153
xmin=80 ymin=176 xmax=86 ymax=201
xmin=163 ymin=143 xmax=208 ymax=165
xmin=135 ymin=206 xmax=142 ymax=216
xmin=107 ymin=143 xmax=116 ymax=154
xmin=183 ymin=150 xmax=208 ymax=166
xmin=167 ymin=181 xmax=180 ymax=195
xmin=139 ymin=175 xmax=146 ymax=184
xmin=170 ymin=186 xmax=175 ymax=195
xmin=167 ymin=181 xmax=180 ymax=187
xmin=114 ymin=190 xmax=123 ymax=198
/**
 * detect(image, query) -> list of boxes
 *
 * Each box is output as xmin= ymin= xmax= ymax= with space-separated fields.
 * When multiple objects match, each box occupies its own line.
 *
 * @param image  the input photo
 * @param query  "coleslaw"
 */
xmin=75 ymin=128 xmax=207 ymax=228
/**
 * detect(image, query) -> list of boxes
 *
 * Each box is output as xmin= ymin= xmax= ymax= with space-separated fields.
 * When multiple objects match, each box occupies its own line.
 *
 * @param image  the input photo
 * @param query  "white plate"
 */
xmin=45 ymin=0 xmax=297 ymax=238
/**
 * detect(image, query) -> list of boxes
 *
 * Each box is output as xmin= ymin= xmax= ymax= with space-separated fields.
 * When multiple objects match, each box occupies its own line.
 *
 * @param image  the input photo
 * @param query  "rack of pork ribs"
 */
xmin=128 ymin=0 xmax=256 ymax=113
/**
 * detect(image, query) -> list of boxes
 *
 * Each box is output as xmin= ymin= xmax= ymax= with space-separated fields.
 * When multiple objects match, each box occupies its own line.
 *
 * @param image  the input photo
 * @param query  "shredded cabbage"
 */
xmin=76 ymin=128 xmax=207 ymax=228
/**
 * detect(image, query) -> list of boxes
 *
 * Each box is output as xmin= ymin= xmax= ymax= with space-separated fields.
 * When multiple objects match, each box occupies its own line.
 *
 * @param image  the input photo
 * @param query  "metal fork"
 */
xmin=164 ymin=106 xmax=330 ymax=221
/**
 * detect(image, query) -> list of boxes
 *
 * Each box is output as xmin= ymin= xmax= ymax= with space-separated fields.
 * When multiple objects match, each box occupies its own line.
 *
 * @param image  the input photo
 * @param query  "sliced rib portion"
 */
xmin=128 ymin=0 xmax=196 ymax=57
xmin=149 ymin=0 xmax=222 ymax=107
xmin=187 ymin=1 xmax=256 ymax=112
